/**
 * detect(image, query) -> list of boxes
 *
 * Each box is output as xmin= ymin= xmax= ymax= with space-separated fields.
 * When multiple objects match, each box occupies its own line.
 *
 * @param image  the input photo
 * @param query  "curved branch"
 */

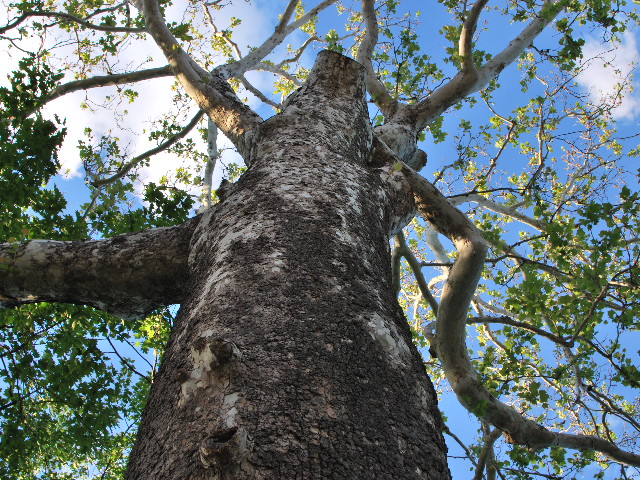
xmin=459 ymin=0 xmax=490 ymax=74
xmin=277 ymin=35 xmax=319 ymax=67
xmin=92 ymin=109 xmax=205 ymax=187
xmin=356 ymin=0 xmax=397 ymax=116
xmin=395 ymin=162 xmax=640 ymax=467
xmin=0 ymin=217 xmax=200 ymax=319
xmin=0 ymin=10 xmax=145 ymax=34
xmin=137 ymin=0 xmax=262 ymax=159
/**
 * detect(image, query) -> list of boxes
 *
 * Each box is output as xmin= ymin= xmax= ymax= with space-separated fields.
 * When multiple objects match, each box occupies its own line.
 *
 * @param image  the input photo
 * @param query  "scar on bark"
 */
xmin=199 ymin=426 xmax=251 ymax=472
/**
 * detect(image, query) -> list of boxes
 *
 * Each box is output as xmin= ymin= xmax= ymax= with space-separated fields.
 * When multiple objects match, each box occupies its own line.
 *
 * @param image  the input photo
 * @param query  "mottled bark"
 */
xmin=125 ymin=51 xmax=450 ymax=479
xmin=0 ymin=218 xmax=198 ymax=319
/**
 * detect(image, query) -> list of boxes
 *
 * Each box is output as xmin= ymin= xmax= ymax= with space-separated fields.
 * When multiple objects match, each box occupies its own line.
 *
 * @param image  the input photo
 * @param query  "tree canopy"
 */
xmin=1 ymin=0 xmax=639 ymax=478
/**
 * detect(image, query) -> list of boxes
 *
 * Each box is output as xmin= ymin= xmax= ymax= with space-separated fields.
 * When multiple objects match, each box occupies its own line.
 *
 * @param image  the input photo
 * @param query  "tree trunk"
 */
xmin=125 ymin=51 xmax=450 ymax=479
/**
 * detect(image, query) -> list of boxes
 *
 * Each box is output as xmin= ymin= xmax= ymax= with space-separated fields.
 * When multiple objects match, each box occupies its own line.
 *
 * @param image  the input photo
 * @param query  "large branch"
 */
xmin=0 ymin=218 xmax=199 ymax=319
xmin=136 ymin=0 xmax=262 ymax=159
xmin=396 ymin=162 xmax=640 ymax=467
xmin=402 ymin=0 xmax=563 ymax=132
xmin=356 ymin=0 xmax=397 ymax=116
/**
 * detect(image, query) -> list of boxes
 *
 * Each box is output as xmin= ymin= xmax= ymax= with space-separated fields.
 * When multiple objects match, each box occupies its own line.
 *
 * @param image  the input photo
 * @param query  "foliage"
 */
xmin=0 ymin=0 xmax=639 ymax=478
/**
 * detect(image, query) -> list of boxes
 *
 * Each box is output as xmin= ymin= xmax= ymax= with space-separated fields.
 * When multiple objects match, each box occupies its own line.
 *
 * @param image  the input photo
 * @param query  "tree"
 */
xmin=1 ymin=0 xmax=639 ymax=478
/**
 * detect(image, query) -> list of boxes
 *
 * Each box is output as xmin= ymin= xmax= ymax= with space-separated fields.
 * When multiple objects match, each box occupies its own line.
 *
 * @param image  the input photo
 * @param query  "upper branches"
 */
xmin=357 ymin=0 xmax=398 ymax=117
xmin=408 ymin=0 xmax=564 ymax=131
xmin=216 ymin=0 xmax=337 ymax=79
xmin=361 ymin=0 xmax=565 ymax=143
xmin=136 ymin=0 xmax=262 ymax=159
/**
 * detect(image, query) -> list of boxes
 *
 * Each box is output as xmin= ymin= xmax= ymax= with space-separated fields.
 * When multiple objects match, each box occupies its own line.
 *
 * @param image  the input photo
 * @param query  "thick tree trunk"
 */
xmin=125 ymin=52 xmax=450 ymax=479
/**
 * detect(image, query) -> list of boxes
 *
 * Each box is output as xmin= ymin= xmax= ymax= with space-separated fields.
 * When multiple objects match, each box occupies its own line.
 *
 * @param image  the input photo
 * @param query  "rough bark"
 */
xmin=125 ymin=51 xmax=450 ymax=479
xmin=0 ymin=218 xmax=198 ymax=319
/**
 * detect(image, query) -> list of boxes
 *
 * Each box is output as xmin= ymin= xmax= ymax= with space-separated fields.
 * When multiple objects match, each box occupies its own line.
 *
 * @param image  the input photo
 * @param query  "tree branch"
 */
xmin=448 ymin=192 xmax=548 ymax=231
xmin=0 ymin=217 xmax=200 ymax=319
xmin=395 ymin=162 xmax=640 ymax=467
xmin=409 ymin=0 xmax=564 ymax=131
xmin=459 ymin=0 xmax=490 ymax=75
xmin=201 ymin=118 xmax=219 ymax=211
xmin=26 ymin=65 xmax=173 ymax=117
xmin=92 ymin=109 xmax=205 ymax=187
xmin=394 ymin=231 xmax=439 ymax=315
xmin=473 ymin=425 xmax=501 ymax=480
xmin=137 ymin=0 xmax=262 ymax=159
xmin=216 ymin=0 xmax=337 ymax=79
xmin=467 ymin=315 xmax=568 ymax=346
xmin=356 ymin=0 xmax=397 ymax=116
xmin=0 ymin=10 xmax=146 ymax=34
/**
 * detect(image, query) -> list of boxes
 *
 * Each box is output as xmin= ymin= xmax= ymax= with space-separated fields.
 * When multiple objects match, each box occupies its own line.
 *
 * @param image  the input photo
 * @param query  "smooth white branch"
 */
xmin=401 ymin=0 xmax=564 ymax=132
xmin=357 ymin=0 xmax=397 ymax=116
xmin=448 ymin=192 xmax=547 ymax=231
xmin=217 ymin=0 xmax=337 ymax=79
xmin=397 ymin=162 xmax=640 ymax=467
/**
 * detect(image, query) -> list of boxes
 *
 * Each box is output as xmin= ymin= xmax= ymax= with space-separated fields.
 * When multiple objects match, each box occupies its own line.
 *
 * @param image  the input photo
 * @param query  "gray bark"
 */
xmin=0 ymin=218 xmax=198 ymax=319
xmin=123 ymin=51 xmax=450 ymax=479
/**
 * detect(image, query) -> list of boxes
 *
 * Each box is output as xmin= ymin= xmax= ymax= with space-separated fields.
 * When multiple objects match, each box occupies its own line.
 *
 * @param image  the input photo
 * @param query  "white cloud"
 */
xmin=576 ymin=32 xmax=640 ymax=120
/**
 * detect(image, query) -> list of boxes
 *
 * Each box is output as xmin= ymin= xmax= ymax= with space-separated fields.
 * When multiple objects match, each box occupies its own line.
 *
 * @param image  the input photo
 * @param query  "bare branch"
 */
xmin=92 ymin=110 xmax=205 ymax=187
xmin=257 ymin=62 xmax=303 ymax=86
xmin=394 ymin=231 xmax=439 ymax=315
xmin=443 ymin=425 xmax=479 ymax=468
xmin=357 ymin=0 xmax=397 ymax=116
xmin=105 ymin=336 xmax=152 ymax=383
xmin=467 ymin=315 xmax=568 ymax=346
xmin=217 ymin=0 xmax=337 ymax=79
xmin=448 ymin=192 xmax=548 ymax=231
xmin=276 ymin=35 xmax=319 ymax=67
xmin=25 ymin=65 xmax=172 ymax=117
xmin=239 ymin=75 xmax=281 ymax=109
